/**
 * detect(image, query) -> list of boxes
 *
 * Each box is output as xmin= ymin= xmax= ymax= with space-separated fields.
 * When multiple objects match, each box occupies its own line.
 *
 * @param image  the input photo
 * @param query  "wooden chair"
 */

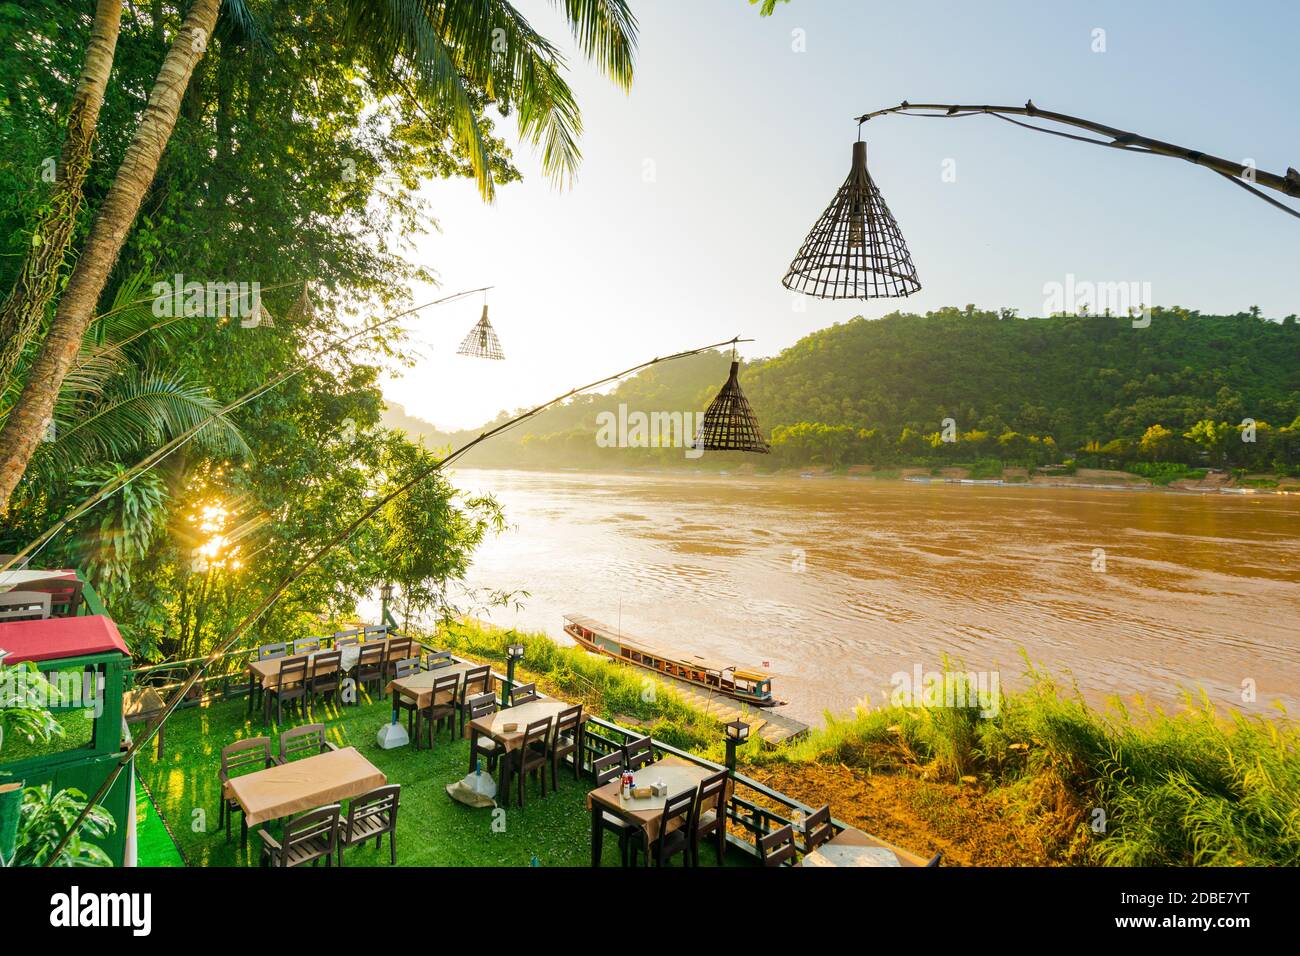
xmin=276 ymin=723 xmax=338 ymax=764
xmin=925 ymin=851 xmax=943 ymax=867
xmin=307 ymin=650 xmax=343 ymax=711
xmin=0 ymin=590 xmax=51 ymax=622
xmin=383 ymin=638 xmax=414 ymax=681
xmin=590 ymin=750 xmax=637 ymax=867
xmin=692 ymin=769 xmax=729 ymax=866
xmin=457 ymin=665 xmax=492 ymax=736
xmin=466 ymin=693 xmax=500 ymax=774
xmin=264 ymin=656 xmax=308 ymax=724
xmin=623 ymin=735 xmax=654 ymax=770
xmin=648 ymin=789 xmax=696 ymax=867
xmin=258 ymin=803 xmax=341 ymax=868
xmin=800 ymin=804 xmax=834 ymax=854
xmin=418 ymin=672 xmax=460 ymax=749
xmin=508 ymin=682 xmax=538 ymax=706
xmin=354 ymin=642 xmax=385 ymax=695
xmin=424 ymin=650 xmax=453 ymax=670
xmin=257 ymin=642 xmax=287 ymax=660
xmin=362 ymin=624 xmax=387 ymax=642
xmin=337 ymin=785 xmax=401 ymax=866
xmin=219 ymin=737 xmax=274 ymax=848
xmin=334 ymin=634 xmax=360 ymax=649
xmin=513 ymin=717 xmax=552 ymax=808
xmin=759 ymin=824 xmax=796 ymax=867
xmin=293 ymin=636 xmax=322 ymax=655
xmin=548 ymin=704 xmax=583 ymax=788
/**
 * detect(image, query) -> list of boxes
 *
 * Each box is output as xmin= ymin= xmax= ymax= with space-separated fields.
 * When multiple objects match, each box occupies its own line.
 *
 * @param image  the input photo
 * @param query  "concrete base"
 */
xmin=376 ymin=721 xmax=409 ymax=750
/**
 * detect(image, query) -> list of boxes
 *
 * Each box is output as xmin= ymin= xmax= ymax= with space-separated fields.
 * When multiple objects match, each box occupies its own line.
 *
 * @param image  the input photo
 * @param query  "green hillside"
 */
xmin=388 ymin=306 xmax=1300 ymax=474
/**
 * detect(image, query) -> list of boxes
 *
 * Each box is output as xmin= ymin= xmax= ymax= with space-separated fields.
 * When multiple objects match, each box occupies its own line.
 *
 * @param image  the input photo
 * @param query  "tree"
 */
xmin=0 ymin=0 xmax=639 ymax=511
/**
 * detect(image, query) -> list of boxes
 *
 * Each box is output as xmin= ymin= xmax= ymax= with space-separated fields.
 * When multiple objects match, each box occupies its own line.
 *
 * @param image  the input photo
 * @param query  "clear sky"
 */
xmin=382 ymin=0 xmax=1299 ymax=430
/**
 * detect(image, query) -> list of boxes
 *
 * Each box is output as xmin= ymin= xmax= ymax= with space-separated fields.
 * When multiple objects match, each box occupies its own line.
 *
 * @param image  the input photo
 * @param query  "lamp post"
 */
xmin=503 ymin=641 xmax=525 ymax=708
xmin=724 ymin=719 xmax=750 ymax=775
xmin=379 ymin=583 xmax=394 ymax=627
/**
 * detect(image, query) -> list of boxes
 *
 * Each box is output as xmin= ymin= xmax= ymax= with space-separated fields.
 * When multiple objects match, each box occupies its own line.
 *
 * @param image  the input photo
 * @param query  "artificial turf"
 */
xmin=135 ymin=687 xmax=752 ymax=867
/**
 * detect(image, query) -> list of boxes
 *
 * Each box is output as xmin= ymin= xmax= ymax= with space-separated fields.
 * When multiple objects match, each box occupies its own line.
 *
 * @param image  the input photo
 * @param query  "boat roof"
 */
xmin=563 ymin=614 xmax=770 ymax=679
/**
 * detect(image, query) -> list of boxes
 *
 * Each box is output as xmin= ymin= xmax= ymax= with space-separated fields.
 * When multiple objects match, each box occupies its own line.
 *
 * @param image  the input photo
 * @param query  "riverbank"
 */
xmin=433 ymin=620 xmax=1298 ymax=866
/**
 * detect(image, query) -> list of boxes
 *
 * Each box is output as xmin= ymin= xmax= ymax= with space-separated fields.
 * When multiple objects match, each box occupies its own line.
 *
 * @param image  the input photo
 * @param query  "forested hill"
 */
xmin=386 ymin=307 xmax=1300 ymax=472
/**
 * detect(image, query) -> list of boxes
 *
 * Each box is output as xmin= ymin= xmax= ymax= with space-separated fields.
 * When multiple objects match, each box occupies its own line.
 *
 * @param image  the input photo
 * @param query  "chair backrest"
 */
xmin=462 ymin=665 xmax=491 ymax=698
xmin=258 ymin=642 xmax=287 ymax=660
xmin=362 ymin=625 xmax=387 ymax=641
xmin=345 ymin=785 xmax=400 ymax=840
xmin=277 ymin=656 xmax=309 ymax=688
xmin=802 ymin=804 xmax=834 ymax=852
xmin=385 ymin=638 xmax=413 ymax=662
xmin=278 ymin=804 xmax=340 ymax=865
xmin=356 ymin=642 xmax=384 ymax=669
xmin=592 ymin=750 xmax=625 ymax=786
xmin=310 ymin=650 xmax=341 ymax=678
xmin=334 ymin=635 xmax=360 ymax=649
xmin=425 ymin=650 xmax=453 ymax=670
xmin=509 ymin=682 xmax=538 ymax=706
xmin=623 ymin=735 xmax=654 ymax=770
xmin=334 ymin=627 xmax=361 ymax=642
xmin=661 ymin=788 xmax=696 ymax=836
xmin=221 ymin=736 xmax=272 ymax=777
xmin=467 ymin=692 xmax=497 ymax=722
xmin=759 ymin=824 xmax=796 ymax=867
xmin=522 ymin=717 xmax=552 ymax=754
xmin=695 ymin=769 xmax=729 ymax=820
xmin=293 ymin=636 xmax=322 ymax=654
xmin=555 ymin=704 xmax=582 ymax=741
xmin=0 ymin=590 xmax=51 ymax=622
xmin=279 ymin=723 xmax=327 ymax=761
xmin=393 ymin=657 xmax=420 ymax=679
xmin=431 ymin=672 xmax=460 ymax=705
xmin=0 ymin=553 xmax=30 ymax=569
xmin=925 ymin=851 xmax=943 ymax=867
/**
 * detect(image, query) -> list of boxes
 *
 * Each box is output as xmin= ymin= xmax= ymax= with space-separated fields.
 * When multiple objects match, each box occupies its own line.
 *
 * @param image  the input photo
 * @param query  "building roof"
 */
xmin=0 ymin=614 xmax=130 ymax=665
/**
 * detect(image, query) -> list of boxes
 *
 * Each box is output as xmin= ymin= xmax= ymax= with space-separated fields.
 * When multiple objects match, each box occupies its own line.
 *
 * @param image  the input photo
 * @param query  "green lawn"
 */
xmin=136 ymin=688 xmax=752 ymax=868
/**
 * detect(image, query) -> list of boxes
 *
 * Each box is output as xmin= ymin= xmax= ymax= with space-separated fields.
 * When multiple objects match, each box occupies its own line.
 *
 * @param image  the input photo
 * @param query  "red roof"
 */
xmin=0 ymin=615 xmax=130 ymax=664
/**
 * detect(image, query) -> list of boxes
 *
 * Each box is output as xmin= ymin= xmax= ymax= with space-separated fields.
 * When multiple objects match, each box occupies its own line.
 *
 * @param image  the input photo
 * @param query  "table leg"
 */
xmin=247 ymin=667 xmax=257 ymax=716
xmin=499 ymin=747 xmax=512 ymax=808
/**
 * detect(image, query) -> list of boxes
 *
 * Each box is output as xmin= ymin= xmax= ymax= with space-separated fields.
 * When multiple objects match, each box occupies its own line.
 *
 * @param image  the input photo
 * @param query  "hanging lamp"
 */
xmin=457 ymin=302 xmax=505 ymax=360
xmin=783 ymin=137 xmax=921 ymax=299
xmin=693 ymin=347 xmax=769 ymax=454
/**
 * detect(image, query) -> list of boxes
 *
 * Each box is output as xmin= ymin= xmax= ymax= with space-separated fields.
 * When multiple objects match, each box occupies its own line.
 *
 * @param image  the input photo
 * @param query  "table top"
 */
xmin=0 ymin=568 xmax=76 ymax=592
xmin=386 ymin=660 xmax=490 ymax=708
xmin=586 ymin=755 xmax=731 ymax=843
xmin=799 ymin=826 xmax=904 ymax=867
xmin=469 ymin=698 xmax=583 ymax=751
xmin=222 ymin=746 xmax=385 ymax=826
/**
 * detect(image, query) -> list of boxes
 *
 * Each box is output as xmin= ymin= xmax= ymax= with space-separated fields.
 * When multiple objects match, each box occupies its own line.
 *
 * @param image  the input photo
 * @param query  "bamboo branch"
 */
xmin=856 ymin=101 xmax=1300 ymax=214
xmin=42 ymin=333 xmax=750 ymax=864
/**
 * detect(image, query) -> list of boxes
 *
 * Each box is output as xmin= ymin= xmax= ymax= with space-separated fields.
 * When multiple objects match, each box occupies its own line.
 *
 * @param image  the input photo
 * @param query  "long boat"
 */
xmin=563 ymin=614 xmax=781 ymax=707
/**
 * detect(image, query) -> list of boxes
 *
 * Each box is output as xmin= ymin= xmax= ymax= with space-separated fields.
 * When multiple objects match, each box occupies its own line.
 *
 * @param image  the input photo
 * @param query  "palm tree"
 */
xmin=0 ymin=0 xmax=122 ymax=390
xmin=0 ymin=0 xmax=638 ymax=511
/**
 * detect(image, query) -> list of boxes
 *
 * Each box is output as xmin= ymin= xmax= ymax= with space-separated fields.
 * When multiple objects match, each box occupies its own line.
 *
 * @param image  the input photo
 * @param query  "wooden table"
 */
xmin=247 ymin=636 xmax=415 ymax=715
xmin=469 ymin=699 xmax=586 ymax=807
xmin=223 ymin=746 xmax=386 ymax=828
xmin=586 ymin=755 xmax=731 ymax=866
xmin=799 ymin=826 xmax=908 ymax=867
xmin=385 ymin=661 xmax=492 ymax=748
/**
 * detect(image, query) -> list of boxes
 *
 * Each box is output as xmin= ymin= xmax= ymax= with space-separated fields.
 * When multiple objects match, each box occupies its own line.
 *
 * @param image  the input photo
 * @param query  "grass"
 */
xmin=135 ymin=671 xmax=752 ymax=868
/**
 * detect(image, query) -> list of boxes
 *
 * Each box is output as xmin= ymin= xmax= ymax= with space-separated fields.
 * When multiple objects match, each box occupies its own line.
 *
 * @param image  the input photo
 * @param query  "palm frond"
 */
xmin=549 ymin=0 xmax=637 ymax=89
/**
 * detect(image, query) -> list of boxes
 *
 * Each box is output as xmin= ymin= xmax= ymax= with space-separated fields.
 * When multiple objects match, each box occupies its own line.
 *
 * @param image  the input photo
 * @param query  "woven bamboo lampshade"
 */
xmin=457 ymin=304 xmax=504 ymax=360
xmin=783 ymin=140 xmax=921 ymax=299
xmin=694 ymin=359 xmax=770 ymax=454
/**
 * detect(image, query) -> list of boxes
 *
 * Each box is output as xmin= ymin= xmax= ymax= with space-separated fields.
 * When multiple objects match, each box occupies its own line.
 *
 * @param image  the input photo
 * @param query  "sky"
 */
xmin=381 ymin=0 xmax=1299 ymax=431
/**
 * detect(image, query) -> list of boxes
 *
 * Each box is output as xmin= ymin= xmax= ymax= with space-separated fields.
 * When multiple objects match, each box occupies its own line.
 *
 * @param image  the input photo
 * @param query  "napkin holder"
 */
xmin=630 ymin=785 xmax=654 ymax=800
xmin=501 ymin=721 xmax=519 ymax=733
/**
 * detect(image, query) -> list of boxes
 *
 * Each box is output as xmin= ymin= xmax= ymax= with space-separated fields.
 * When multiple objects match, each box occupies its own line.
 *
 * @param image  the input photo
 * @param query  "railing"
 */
xmin=123 ymin=627 xmax=919 ymax=864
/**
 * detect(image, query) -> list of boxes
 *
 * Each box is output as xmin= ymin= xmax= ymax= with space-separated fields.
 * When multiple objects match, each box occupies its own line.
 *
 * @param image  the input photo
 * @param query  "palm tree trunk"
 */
xmin=0 ymin=0 xmax=221 ymax=513
xmin=0 ymin=0 xmax=123 ymax=391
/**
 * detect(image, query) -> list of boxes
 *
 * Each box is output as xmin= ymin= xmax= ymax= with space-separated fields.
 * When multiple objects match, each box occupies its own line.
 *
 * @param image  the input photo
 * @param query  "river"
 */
xmin=448 ymin=468 xmax=1300 ymax=727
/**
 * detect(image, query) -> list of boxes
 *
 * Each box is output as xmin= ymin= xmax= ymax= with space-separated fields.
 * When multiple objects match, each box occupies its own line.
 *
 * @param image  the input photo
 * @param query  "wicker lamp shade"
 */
xmin=783 ymin=141 xmax=921 ymax=300
xmin=694 ymin=360 xmax=770 ymax=454
xmin=457 ymin=305 xmax=505 ymax=360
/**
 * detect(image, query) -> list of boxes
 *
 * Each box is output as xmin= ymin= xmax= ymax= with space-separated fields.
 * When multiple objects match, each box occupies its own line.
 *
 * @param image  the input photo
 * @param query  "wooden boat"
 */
xmin=563 ymin=614 xmax=780 ymax=707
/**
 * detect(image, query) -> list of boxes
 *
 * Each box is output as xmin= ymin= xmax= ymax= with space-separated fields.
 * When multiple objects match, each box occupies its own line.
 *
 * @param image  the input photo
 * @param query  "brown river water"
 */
xmin=449 ymin=469 xmax=1300 ymax=727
